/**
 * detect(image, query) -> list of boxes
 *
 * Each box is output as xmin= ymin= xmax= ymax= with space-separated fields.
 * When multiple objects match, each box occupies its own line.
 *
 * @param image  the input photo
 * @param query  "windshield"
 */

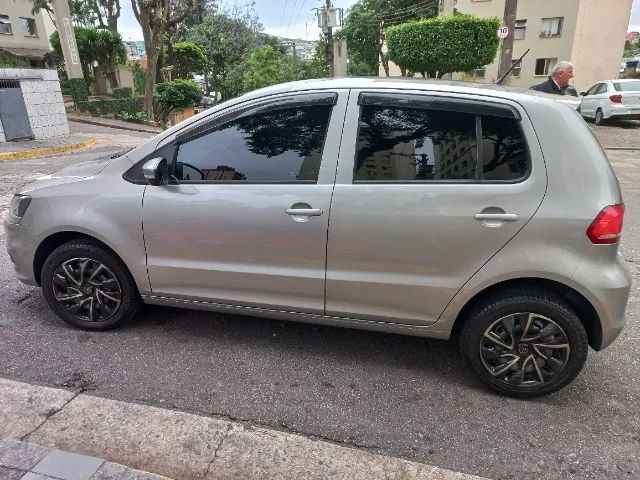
xmin=613 ymin=81 xmax=640 ymax=92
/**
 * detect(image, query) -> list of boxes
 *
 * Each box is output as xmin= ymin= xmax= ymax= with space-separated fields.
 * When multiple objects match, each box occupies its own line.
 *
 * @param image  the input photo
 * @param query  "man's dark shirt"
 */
xmin=530 ymin=77 xmax=565 ymax=95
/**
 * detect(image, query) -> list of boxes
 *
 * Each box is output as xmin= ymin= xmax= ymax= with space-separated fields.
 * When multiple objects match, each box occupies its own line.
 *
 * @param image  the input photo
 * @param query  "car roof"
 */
xmin=237 ymin=76 xmax=564 ymax=105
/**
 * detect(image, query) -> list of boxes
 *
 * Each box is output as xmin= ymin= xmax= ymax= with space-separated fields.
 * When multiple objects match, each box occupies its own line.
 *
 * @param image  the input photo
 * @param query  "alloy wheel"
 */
xmin=479 ymin=313 xmax=570 ymax=387
xmin=52 ymin=257 xmax=122 ymax=323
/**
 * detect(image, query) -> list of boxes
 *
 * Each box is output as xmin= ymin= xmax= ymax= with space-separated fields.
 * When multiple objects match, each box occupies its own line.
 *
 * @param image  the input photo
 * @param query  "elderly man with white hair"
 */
xmin=530 ymin=61 xmax=575 ymax=95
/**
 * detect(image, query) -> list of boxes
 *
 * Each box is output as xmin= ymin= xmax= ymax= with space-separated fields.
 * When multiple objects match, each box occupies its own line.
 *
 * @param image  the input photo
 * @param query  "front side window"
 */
xmin=354 ymin=105 xmax=478 ymax=181
xmin=585 ymin=84 xmax=600 ymax=96
xmin=0 ymin=15 xmax=12 ymax=35
xmin=540 ymin=17 xmax=563 ymax=37
xmin=535 ymin=58 xmax=557 ymax=76
xmin=595 ymin=83 xmax=609 ymax=95
xmin=20 ymin=17 xmax=37 ymax=37
xmin=174 ymin=104 xmax=332 ymax=183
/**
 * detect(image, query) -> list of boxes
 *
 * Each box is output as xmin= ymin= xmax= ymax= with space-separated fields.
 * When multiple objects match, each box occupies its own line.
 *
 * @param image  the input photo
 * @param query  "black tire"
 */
xmin=594 ymin=108 xmax=605 ymax=125
xmin=460 ymin=289 xmax=588 ymax=398
xmin=41 ymin=239 xmax=140 ymax=330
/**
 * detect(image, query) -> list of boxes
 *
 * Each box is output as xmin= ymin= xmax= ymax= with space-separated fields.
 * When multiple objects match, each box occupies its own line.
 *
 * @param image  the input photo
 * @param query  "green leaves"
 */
xmin=154 ymin=79 xmax=203 ymax=111
xmin=386 ymin=15 xmax=500 ymax=76
xmin=172 ymin=42 xmax=207 ymax=79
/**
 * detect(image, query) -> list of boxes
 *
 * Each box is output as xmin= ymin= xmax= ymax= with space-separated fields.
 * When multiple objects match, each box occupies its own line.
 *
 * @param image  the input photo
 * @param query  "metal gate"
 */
xmin=0 ymin=80 xmax=34 ymax=141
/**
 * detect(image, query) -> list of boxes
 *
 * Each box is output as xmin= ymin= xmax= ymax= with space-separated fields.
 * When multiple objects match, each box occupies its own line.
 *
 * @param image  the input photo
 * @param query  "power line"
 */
xmin=352 ymin=4 xmax=439 ymax=28
xmin=287 ymin=0 xmax=299 ymax=29
xmin=279 ymin=0 xmax=289 ymax=29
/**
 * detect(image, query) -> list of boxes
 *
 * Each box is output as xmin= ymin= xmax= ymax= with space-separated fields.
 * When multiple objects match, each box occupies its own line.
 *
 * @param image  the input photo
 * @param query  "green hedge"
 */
xmin=77 ymin=97 xmax=144 ymax=117
xmin=386 ymin=14 xmax=500 ymax=76
xmin=68 ymin=78 xmax=89 ymax=106
xmin=112 ymin=87 xmax=133 ymax=98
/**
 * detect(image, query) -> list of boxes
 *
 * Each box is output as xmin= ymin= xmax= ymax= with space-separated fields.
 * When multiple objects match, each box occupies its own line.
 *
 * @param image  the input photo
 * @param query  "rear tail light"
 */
xmin=609 ymin=94 xmax=622 ymax=103
xmin=586 ymin=204 xmax=625 ymax=244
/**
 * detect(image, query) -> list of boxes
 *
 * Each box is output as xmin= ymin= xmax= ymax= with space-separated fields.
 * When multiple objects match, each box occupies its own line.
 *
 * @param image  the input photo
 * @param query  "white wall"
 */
xmin=0 ymin=68 xmax=69 ymax=142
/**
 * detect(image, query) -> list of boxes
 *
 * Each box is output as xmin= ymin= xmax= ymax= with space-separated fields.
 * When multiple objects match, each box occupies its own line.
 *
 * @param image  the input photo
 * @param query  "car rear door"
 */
xmin=581 ymin=83 xmax=601 ymax=117
xmin=141 ymin=91 xmax=348 ymax=314
xmin=324 ymin=90 xmax=547 ymax=326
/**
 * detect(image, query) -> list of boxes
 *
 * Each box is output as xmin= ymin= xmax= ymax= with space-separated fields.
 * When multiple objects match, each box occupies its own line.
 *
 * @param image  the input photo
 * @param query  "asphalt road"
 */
xmin=1 ymin=123 xmax=639 ymax=480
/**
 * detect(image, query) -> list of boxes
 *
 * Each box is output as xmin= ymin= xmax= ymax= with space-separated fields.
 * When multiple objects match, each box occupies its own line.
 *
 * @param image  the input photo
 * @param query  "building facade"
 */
xmin=0 ymin=0 xmax=54 ymax=66
xmin=384 ymin=0 xmax=633 ymax=92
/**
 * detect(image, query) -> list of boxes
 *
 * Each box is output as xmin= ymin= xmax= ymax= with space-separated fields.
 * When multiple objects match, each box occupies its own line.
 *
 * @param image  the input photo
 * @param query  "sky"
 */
xmin=118 ymin=0 xmax=640 ymax=43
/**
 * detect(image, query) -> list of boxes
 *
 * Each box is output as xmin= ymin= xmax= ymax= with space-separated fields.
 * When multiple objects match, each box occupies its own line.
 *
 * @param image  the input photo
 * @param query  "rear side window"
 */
xmin=174 ymin=104 xmax=332 ymax=183
xmin=354 ymin=104 xmax=529 ymax=182
xmin=354 ymin=106 xmax=478 ymax=181
xmin=613 ymin=81 xmax=640 ymax=92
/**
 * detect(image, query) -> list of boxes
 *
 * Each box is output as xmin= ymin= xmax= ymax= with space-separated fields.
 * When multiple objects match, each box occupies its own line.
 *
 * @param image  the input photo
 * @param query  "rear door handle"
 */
xmin=286 ymin=208 xmax=324 ymax=217
xmin=474 ymin=213 xmax=519 ymax=222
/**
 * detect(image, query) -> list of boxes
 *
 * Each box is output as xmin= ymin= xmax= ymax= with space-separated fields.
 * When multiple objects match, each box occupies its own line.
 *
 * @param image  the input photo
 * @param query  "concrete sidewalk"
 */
xmin=0 ymin=135 xmax=97 ymax=161
xmin=0 ymin=377 xmax=488 ymax=480
xmin=67 ymin=114 xmax=163 ymax=135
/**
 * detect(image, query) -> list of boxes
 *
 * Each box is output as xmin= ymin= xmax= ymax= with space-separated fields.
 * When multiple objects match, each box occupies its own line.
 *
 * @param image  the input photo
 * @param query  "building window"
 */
xmin=0 ymin=14 xmax=11 ymax=35
xmin=540 ymin=17 xmax=563 ymax=37
xmin=19 ymin=17 xmax=38 ymax=37
xmin=514 ymin=19 xmax=526 ymax=40
xmin=470 ymin=67 xmax=486 ymax=79
xmin=511 ymin=60 xmax=522 ymax=77
xmin=535 ymin=58 xmax=557 ymax=76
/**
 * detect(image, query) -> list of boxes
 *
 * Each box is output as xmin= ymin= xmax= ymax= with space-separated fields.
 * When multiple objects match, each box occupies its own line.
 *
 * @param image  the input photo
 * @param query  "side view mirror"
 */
xmin=142 ymin=157 xmax=168 ymax=186
xmin=580 ymin=92 xmax=587 ymax=96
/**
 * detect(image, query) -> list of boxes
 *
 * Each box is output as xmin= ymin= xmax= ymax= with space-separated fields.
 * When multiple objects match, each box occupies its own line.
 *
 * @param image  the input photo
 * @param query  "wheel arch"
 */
xmin=450 ymin=278 xmax=602 ymax=350
xmin=33 ymin=231 xmax=135 ymax=288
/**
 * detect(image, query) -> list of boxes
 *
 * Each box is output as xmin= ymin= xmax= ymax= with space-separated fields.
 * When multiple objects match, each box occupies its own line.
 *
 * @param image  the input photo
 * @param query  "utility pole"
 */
xmin=497 ymin=0 xmax=518 ymax=85
xmin=317 ymin=1 xmax=342 ymax=77
xmin=51 ymin=0 xmax=83 ymax=79
xmin=325 ymin=0 xmax=334 ymax=77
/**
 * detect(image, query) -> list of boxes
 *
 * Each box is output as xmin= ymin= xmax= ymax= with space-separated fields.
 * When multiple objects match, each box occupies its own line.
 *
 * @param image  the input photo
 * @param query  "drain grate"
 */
xmin=0 ymin=80 xmax=20 ymax=89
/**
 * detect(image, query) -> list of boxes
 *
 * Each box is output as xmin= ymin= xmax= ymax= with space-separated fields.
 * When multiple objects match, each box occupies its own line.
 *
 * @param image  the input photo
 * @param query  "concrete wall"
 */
xmin=0 ymin=0 xmax=51 ymax=52
xmin=571 ymin=0 xmax=634 ymax=92
xmin=383 ymin=0 xmax=633 ymax=92
xmin=0 ymin=68 xmax=69 ymax=143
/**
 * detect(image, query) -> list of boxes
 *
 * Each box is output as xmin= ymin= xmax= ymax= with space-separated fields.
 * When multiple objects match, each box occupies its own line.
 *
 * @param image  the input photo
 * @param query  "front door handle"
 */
xmin=286 ymin=208 xmax=323 ymax=217
xmin=474 ymin=213 xmax=519 ymax=222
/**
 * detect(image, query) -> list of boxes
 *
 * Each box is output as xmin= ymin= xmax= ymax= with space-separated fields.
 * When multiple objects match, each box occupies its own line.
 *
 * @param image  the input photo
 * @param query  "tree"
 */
xmin=94 ymin=28 xmax=127 ymax=88
xmin=32 ymin=0 xmax=121 ymax=30
xmin=187 ymin=10 xmax=259 ymax=99
xmin=50 ymin=27 xmax=98 ymax=80
xmin=386 ymin=15 xmax=500 ymax=78
xmin=241 ymin=46 xmax=296 ymax=92
xmin=624 ymin=39 xmax=640 ymax=57
xmin=171 ymin=42 xmax=207 ymax=79
xmin=338 ymin=0 xmax=439 ymax=76
xmin=154 ymin=79 xmax=203 ymax=122
xmin=131 ymin=0 xmax=196 ymax=119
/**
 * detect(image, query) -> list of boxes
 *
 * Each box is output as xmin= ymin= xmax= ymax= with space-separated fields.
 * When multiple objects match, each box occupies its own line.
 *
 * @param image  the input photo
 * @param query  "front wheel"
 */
xmin=41 ymin=239 xmax=140 ymax=330
xmin=460 ymin=290 xmax=588 ymax=398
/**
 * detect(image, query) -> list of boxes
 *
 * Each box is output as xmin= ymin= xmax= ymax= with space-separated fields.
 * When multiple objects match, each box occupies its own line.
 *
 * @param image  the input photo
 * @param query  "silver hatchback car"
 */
xmin=5 ymin=78 xmax=631 ymax=397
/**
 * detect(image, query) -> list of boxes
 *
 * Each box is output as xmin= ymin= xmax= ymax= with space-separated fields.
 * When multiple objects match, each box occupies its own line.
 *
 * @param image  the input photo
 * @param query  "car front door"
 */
xmin=141 ymin=91 xmax=347 ymax=314
xmin=324 ymin=90 xmax=546 ymax=326
xmin=581 ymin=83 xmax=600 ymax=117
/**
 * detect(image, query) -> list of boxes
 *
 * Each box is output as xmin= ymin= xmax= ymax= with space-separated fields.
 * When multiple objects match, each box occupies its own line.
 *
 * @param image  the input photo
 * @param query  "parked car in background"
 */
xmin=5 ymin=78 xmax=631 ymax=398
xmin=559 ymin=85 xmax=581 ymax=111
xmin=579 ymin=79 xmax=640 ymax=125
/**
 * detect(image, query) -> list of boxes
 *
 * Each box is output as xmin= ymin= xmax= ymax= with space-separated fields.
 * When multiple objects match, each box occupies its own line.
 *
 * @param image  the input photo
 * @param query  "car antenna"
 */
xmin=495 ymin=49 xmax=531 ymax=86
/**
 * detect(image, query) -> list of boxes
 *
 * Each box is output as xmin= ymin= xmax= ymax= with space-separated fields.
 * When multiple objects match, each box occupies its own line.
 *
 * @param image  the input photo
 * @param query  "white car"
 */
xmin=579 ymin=79 xmax=640 ymax=125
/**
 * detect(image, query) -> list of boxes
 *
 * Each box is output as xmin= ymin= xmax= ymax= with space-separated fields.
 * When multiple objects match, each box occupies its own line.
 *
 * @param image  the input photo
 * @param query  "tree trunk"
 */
xmin=142 ymin=22 xmax=162 ymax=120
xmin=399 ymin=66 xmax=406 ymax=77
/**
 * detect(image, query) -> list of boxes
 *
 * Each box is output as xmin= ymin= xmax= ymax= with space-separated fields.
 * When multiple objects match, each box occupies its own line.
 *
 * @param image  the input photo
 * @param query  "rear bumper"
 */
xmin=609 ymin=106 xmax=640 ymax=120
xmin=4 ymin=221 xmax=38 ymax=286
xmin=572 ymin=251 xmax=632 ymax=350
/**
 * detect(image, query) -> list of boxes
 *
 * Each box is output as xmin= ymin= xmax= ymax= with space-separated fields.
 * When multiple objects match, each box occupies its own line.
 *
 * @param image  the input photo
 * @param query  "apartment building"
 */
xmin=385 ymin=0 xmax=633 ymax=92
xmin=0 ymin=0 xmax=55 ymax=66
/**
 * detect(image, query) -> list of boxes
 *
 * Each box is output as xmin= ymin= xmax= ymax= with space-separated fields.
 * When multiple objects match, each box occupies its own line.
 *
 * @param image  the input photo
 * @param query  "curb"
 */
xmin=0 ymin=377 xmax=488 ymax=480
xmin=604 ymin=147 xmax=640 ymax=151
xmin=0 ymin=138 xmax=97 ymax=161
xmin=67 ymin=116 xmax=162 ymax=134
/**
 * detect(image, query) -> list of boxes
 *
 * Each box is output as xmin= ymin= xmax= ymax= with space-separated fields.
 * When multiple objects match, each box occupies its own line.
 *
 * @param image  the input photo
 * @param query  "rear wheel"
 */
xmin=594 ymin=108 xmax=605 ymax=125
xmin=460 ymin=290 xmax=589 ymax=397
xmin=41 ymin=239 xmax=140 ymax=330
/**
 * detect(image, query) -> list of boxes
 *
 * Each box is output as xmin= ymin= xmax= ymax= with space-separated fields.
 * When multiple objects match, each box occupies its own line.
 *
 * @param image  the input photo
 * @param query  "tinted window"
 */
xmin=585 ymin=84 xmax=599 ymax=96
xmin=175 ymin=105 xmax=332 ymax=182
xmin=482 ymin=115 xmax=528 ymax=181
xmin=595 ymin=83 xmax=608 ymax=95
xmin=354 ymin=105 xmax=478 ymax=181
xmin=613 ymin=81 xmax=640 ymax=92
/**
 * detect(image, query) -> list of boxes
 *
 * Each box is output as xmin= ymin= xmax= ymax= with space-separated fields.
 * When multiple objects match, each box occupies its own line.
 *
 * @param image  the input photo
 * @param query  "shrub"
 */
xmin=68 ymin=78 xmax=89 ymax=106
xmin=77 ymin=97 xmax=144 ymax=117
xmin=386 ymin=14 xmax=500 ymax=77
xmin=112 ymin=87 xmax=133 ymax=98
xmin=131 ymin=61 xmax=146 ymax=95
xmin=119 ymin=111 xmax=148 ymax=122
xmin=154 ymin=79 xmax=202 ymax=122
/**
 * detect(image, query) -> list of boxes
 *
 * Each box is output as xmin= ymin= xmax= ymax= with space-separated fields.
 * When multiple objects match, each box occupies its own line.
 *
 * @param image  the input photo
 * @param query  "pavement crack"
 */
xmin=204 ymin=422 xmax=232 ymax=478
xmin=16 ymin=293 xmax=31 ymax=305
xmin=20 ymin=390 xmax=82 ymax=442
